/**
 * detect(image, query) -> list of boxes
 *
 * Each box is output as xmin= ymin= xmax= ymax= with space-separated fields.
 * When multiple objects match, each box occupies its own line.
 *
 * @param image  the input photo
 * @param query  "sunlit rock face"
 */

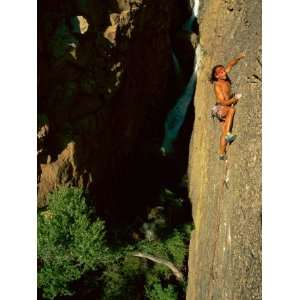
xmin=37 ymin=0 xmax=188 ymax=208
xmin=186 ymin=0 xmax=261 ymax=299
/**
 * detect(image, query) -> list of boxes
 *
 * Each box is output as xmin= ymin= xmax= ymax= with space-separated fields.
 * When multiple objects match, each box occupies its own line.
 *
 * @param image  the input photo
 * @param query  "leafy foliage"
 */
xmin=37 ymin=187 xmax=192 ymax=300
xmin=38 ymin=187 xmax=110 ymax=299
xmin=137 ymin=228 xmax=188 ymax=269
xmin=145 ymin=282 xmax=178 ymax=300
xmin=101 ymin=256 xmax=145 ymax=300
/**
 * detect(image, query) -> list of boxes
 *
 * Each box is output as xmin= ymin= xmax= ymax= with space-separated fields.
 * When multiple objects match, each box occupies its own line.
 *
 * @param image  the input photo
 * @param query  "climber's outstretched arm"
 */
xmin=214 ymin=85 xmax=239 ymax=106
xmin=225 ymin=52 xmax=246 ymax=73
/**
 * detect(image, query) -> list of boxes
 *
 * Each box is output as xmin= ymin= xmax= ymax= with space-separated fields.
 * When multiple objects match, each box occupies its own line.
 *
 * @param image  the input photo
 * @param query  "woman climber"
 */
xmin=210 ymin=52 xmax=245 ymax=160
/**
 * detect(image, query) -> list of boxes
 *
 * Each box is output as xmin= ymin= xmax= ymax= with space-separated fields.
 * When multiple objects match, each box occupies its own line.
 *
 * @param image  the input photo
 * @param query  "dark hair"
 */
xmin=210 ymin=64 xmax=232 ymax=84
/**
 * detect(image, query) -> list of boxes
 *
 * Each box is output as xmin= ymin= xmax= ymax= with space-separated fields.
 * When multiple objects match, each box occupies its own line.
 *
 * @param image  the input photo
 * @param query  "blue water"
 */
xmin=172 ymin=50 xmax=181 ymax=77
xmin=161 ymin=0 xmax=201 ymax=155
xmin=183 ymin=0 xmax=200 ymax=31
xmin=161 ymin=45 xmax=201 ymax=155
xmin=161 ymin=72 xmax=197 ymax=154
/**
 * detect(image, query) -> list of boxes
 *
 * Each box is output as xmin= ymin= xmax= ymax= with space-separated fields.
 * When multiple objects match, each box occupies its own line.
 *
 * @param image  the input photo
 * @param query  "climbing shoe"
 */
xmin=225 ymin=133 xmax=237 ymax=144
xmin=219 ymin=154 xmax=227 ymax=161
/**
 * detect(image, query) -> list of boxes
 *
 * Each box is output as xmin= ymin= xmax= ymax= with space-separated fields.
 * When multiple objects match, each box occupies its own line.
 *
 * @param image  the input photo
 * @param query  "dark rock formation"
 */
xmin=37 ymin=0 xmax=189 ymax=211
xmin=187 ymin=0 xmax=261 ymax=299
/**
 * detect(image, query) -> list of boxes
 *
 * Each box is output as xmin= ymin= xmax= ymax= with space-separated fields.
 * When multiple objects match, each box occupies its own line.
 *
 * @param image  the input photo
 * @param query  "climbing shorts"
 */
xmin=211 ymin=105 xmax=227 ymax=121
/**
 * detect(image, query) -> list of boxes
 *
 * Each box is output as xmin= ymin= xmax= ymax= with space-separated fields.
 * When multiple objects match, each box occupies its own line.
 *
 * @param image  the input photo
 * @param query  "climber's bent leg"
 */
xmin=218 ymin=106 xmax=236 ymax=156
xmin=224 ymin=107 xmax=236 ymax=143
xmin=225 ymin=107 xmax=235 ymax=134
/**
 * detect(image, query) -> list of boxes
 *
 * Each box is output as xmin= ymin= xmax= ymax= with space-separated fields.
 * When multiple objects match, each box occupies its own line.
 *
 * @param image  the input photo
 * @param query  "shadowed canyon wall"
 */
xmin=37 ymin=0 xmax=192 ymax=215
xmin=187 ymin=0 xmax=261 ymax=299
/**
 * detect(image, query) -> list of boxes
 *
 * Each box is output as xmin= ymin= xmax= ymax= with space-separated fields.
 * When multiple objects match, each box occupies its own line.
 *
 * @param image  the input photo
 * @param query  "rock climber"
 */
xmin=210 ymin=52 xmax=245 ymax=160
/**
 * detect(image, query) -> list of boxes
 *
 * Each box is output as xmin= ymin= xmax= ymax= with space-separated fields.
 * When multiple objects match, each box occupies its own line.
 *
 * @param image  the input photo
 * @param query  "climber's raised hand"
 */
xmin=225 ymin=53 xmax=245 ymax=73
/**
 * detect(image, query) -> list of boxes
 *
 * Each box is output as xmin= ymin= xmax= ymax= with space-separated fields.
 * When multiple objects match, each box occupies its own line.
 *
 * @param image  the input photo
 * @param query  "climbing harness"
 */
xmin=210 ymin=105 xmax=219 ymax=120
xmin=210 ymin=104 xmax=225 ymax=121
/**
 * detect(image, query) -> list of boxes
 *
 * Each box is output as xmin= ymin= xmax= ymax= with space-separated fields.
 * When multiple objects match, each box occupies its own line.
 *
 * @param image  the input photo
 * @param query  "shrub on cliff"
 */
xmin=37 ymin=187 xmax=110 ymax=299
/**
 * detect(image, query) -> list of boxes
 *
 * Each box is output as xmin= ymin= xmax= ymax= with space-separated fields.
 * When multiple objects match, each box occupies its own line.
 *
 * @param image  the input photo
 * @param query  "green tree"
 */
xmin=37 ymin=187 xmax=192 ymax=299
xmin=38 ymin=187 xmax=110 ymax=299
xmin=145 ymin=282 xmax=178 ymax=300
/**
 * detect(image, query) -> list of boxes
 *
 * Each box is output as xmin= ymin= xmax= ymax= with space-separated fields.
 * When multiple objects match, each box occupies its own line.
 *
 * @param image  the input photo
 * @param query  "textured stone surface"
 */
xmin=38 ymin=142 xmax=91 ymax=208
xmin=186 ymin=0 xmax=261 ymax=299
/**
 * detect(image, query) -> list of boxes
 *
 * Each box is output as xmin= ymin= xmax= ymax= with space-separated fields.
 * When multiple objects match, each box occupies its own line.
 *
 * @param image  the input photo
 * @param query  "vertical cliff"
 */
xmin=187 ymin=0 xmax=261 ymax=299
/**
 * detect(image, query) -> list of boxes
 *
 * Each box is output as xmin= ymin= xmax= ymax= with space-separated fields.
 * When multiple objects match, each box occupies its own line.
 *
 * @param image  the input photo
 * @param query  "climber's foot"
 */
xmin=225 ymin=133 xmax=237 ymax=144
xmin=219 ymin=154 xmax=227 ymax=161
